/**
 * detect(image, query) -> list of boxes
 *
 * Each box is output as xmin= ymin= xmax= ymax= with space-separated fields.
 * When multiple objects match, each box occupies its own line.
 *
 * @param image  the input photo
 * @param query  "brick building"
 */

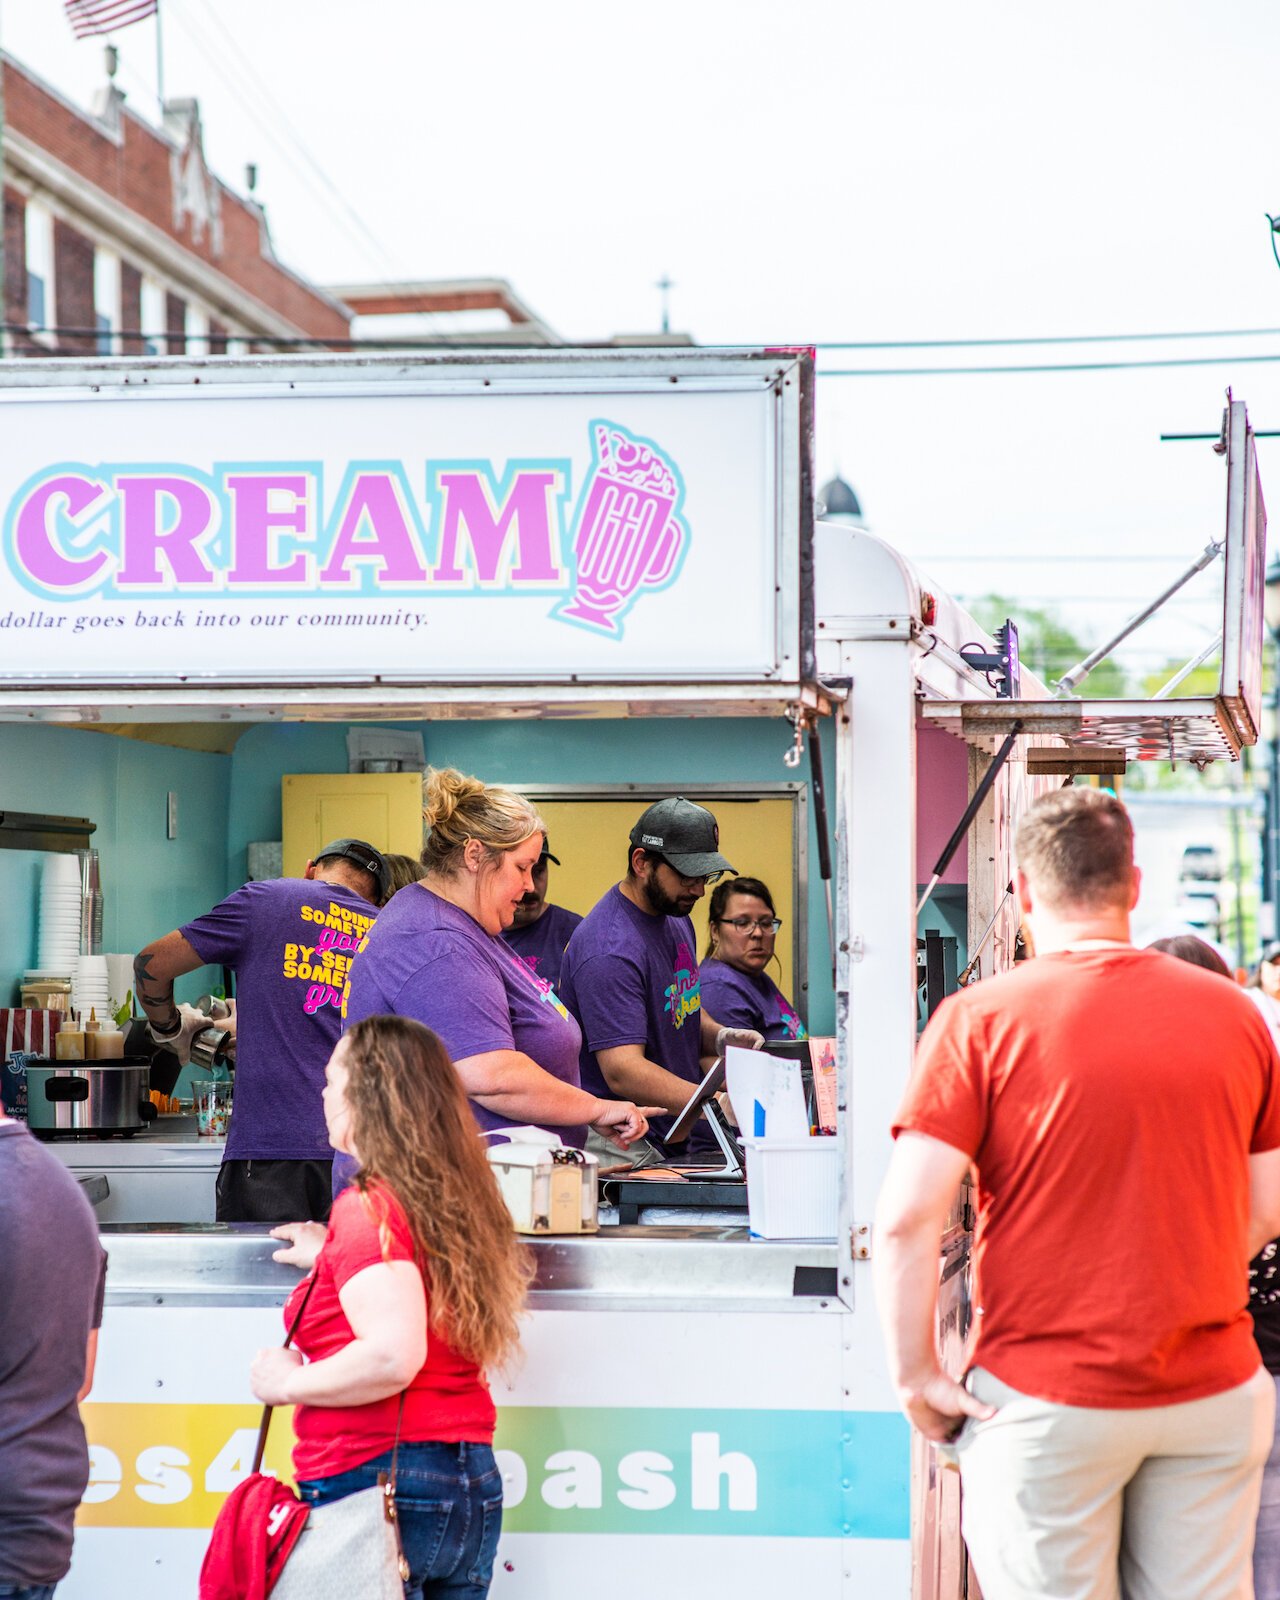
xmin=1 ymin=51 xmax=352 ymax=357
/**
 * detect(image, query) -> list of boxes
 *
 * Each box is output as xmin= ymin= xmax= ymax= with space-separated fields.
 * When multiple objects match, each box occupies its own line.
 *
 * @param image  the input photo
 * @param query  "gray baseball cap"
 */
xmin=629 ymin=797 xmax=734 ymax=879
xmin=315 ymin=838 xmax=390 ymax=901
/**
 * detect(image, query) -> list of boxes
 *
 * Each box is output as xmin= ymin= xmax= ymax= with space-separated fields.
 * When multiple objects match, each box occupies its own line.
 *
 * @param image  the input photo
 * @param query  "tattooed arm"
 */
xmin=133 ymin=932 xmax=203 ymax=1034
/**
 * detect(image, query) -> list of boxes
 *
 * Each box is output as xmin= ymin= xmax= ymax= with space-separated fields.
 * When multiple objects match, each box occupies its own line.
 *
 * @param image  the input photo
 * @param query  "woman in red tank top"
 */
xmin=250 ymin=1015 xmax=533 ymax=1598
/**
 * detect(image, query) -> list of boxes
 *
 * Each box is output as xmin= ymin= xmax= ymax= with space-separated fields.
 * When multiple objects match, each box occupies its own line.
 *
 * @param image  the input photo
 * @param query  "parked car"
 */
xmin=1174 ymin=884 xmax=1222 ymax=938
xmin=1179 ymin=843 xmax=1224 ymax=883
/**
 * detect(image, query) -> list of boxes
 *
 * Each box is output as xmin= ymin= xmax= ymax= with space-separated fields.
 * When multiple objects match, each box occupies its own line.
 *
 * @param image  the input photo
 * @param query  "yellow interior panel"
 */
xmin=532 ymin=795 xmax=797 ymax=1006
xmin=281 ymin=773 xmax=424 ymax=879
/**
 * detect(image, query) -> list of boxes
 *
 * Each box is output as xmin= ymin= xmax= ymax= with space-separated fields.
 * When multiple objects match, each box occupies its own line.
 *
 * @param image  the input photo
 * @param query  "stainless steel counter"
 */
xmin=100 ymin=1224 xmax=843 ymax=1313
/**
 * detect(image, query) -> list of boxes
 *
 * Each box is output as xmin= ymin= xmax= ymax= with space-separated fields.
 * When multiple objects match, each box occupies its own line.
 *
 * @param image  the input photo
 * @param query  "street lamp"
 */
xmin=1262 ymin=557 xmax=1280 ymax=933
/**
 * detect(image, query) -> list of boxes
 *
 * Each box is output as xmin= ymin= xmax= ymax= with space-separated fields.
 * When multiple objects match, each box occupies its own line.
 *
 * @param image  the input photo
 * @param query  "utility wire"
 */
xmin=819 ymin=351 xmax=1280 ymax=378
xmin=162 ymin=0 xmax=414 ymax=295
xmin=816 ymin=326 xmax=1280 ymax=350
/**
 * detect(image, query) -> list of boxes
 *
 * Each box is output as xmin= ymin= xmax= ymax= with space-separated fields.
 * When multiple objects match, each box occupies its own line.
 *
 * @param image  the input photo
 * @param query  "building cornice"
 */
xmin=6 ymin=129 xmax=341 ymax=340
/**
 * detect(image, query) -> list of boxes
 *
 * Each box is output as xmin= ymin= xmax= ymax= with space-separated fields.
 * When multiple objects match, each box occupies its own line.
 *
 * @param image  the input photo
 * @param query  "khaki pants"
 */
xmin=955 ymin=1364 xmax=1274 ymax=1600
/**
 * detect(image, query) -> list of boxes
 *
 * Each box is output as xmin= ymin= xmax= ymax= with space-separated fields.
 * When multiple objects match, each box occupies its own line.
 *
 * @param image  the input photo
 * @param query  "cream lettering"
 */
xmin=225 ymin=474 xmax=313 ymax=586
xmin=115 ymin=476 xmax=216 ymax=589
xmin=13 ymin=475 xmax=111 ymax=590
xmin=431 ymin=468 xmax=565 ymax=586
xmin=319 ymin=472 xmax=428 ymax=585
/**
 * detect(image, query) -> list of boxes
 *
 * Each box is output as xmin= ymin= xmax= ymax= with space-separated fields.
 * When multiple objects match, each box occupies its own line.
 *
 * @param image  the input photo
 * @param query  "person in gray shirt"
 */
xmin=0 ymin=1110 xmax=107 ymax=1597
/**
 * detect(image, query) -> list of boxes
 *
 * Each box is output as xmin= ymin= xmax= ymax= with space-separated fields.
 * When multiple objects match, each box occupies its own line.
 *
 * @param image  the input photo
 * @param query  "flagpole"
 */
xmin=154 ymin=0 xmax=164 ymax=118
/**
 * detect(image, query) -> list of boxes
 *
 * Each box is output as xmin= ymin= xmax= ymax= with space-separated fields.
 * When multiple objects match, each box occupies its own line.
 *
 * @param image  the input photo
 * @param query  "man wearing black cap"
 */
xmin=501 ymin=834 xmax=582 ymax=990
xmin=133 ymin=839 xmax=385 ymax=1222
xmin=558 ymin=797 xmax=763 ymax=1156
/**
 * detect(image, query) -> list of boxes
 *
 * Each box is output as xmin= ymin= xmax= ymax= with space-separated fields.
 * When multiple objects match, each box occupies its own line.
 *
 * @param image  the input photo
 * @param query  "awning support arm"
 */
xmin=807 ymin=720 xmax=837 ymax=986
xmin=1055 ymin=539 xmax=1223 ymax=696
xmin=916 ymin=720 xmax=1023 ymax=916
xmin=1150 ymin=632 xmax=1224 ymax=700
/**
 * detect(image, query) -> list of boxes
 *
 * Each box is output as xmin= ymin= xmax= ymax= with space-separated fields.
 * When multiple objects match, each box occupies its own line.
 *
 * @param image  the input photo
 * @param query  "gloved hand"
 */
xmin=147 ymin=1003 xmax=208 ymax=1067
xmin=715 ymin=1026 xmax=766 ymax=1057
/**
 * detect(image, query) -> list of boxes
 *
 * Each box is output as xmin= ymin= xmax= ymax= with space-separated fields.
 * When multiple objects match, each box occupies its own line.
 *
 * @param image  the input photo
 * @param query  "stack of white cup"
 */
xmin=38 ymin=855 xmax=82 ymax=974
xmin=73 ymin=954 xmax=111 ymax=1022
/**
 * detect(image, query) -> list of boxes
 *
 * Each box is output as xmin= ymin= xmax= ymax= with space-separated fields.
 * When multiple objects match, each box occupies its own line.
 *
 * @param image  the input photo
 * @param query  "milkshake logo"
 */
xmin=515 ymin=957 xmax=573 ymax=1023
xmin=3 ymin=421 xmax=690 ymax=642
xmin=664 ymin=941 xmax=701 ymax=1030
xmin=556 ymin=422 xmax=689 ymax=637
xmin=777 ymin=1004 xmax=808 ymax=1041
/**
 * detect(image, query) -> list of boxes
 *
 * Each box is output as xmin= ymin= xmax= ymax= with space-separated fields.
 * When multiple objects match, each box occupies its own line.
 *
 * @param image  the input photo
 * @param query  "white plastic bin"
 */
xmin=741 ymin=1136 xmax=839 ymax=1240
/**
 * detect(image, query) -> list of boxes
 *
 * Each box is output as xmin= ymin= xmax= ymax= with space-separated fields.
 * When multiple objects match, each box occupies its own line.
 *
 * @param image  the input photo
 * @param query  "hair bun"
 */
xmin=422 ymin=767 xmax=487 ymax=833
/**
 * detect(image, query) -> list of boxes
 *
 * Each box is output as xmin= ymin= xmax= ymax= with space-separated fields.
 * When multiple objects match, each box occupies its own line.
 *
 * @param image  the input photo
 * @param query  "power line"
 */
xmin=816 ymin=327 xmax=1280 ymax=351
xmin=819 ymin=351 xmax=1280 ymax=378
xmin=911 ymin=553 xmax=1199 ymax=564
xmin=163 ymin=0 xmax=413 ymax=294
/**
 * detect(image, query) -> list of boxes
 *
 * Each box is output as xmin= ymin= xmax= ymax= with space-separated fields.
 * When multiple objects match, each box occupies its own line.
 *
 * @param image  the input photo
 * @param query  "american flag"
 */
xmin=64 ymin=0 xmax=158 ymax=39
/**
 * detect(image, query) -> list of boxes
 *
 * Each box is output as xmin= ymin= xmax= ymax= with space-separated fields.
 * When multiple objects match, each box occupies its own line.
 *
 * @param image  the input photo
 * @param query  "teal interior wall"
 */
xmin=1 ymin=715 xmax=837 ymax=1035
xmin=227 ymin=715 xmax=838 ymax=1033
xmin=0 ymin=725 xmax=232 ymax=1007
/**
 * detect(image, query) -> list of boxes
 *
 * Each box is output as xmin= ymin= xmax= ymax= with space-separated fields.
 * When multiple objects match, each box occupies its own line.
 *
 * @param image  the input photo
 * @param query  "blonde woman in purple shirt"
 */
xmin=700 ymin=877 xmax=808 ymax=1049
xmin=338 ymin=770 xmax=656 ymax=1194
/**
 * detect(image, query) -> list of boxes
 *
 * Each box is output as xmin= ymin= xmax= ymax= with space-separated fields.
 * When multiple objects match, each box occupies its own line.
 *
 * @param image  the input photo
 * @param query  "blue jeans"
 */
xmin=298 ymin=1441 xmax=502 ymax=1599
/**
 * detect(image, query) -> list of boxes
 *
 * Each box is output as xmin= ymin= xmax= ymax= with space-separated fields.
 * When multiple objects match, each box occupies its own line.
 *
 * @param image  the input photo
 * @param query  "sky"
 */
xmin=4 ymin=0 xmax=1280 ymax=684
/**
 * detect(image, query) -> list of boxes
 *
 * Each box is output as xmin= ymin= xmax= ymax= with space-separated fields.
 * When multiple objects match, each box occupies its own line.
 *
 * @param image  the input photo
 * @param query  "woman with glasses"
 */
xmin=701 ymin=876 xmax=808 ymax=1043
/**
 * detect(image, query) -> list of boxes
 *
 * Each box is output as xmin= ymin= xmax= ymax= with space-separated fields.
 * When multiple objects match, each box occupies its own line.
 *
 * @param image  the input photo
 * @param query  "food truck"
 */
xmin=0 ymin=349 xmax=1264 ymax=1598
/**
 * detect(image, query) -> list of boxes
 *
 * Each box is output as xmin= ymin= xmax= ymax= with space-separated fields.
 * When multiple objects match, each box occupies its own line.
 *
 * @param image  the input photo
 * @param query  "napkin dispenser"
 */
xmin=484 ymin=1127 xmax=599 ymax=1234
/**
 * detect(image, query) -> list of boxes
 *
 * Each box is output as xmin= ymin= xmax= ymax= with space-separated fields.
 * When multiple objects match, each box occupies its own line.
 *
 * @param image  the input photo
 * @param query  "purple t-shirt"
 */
xmin=699 ymin=959 xmax=808 ymax=1042
xmin=501 ymin=903 xmax=584 ymax=990
xmin=0 ymin=1122 xmax=107 ymax=1585
xmin=558 ymin=885 xmax=704 ymax=1146
xmin=343 ymin=883 xmax=585 ymax=1152
xmin=181 ymin=878 xmax=378 ymax=1160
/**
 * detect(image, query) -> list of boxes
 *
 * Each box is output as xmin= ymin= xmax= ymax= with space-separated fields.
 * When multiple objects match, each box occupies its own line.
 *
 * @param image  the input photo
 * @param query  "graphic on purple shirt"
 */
xmin=337 ymin=885 xmax=585 ymax=1193
xmin=501 ymin=903 xmax=584 ymax=991
xmin=699 ymin=958 xmax=808 ymax=1042
xmin=558 ymin=884 xmax=706 ymax=1147
xmin=181 ymin=878 xmax=377 ymax=1161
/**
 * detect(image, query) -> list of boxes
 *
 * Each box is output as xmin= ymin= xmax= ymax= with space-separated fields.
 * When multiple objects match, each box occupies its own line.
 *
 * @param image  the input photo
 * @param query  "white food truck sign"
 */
xmin=0 ymin=352 xmax=812 ymax=687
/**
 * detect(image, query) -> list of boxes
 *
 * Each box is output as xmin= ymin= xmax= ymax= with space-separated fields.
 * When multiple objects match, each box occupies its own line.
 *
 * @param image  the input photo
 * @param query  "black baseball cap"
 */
xmin=538 ymin=834 xmax=561 ymax=866
xmin=629 ymin=797 xmax=734 ymax=879
xmin=315 ymin=838 xmax=390 ymax=901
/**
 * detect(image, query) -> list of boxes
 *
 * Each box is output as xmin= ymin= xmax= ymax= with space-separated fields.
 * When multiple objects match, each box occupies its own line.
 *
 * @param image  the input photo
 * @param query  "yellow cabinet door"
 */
xmin=281 ymin=773 xmax=423 ymax=880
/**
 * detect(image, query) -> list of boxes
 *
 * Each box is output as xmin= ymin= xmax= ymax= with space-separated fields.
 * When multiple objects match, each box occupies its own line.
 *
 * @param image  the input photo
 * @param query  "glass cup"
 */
xmin=192 ymin=1079 xmax=233 ymax=1139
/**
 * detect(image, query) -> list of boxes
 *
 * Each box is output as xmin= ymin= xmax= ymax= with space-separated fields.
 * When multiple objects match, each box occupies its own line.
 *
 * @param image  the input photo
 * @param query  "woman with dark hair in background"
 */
xmin=1147 ymin=933 xmax=1233 ymax=977
xmin=379 ymin=852 xmax=425 ymax=903
xmin=700 ymin=876 xmax=807 ymax=1044
xmin=1150 ymin=931 xmax=1280 ymax=1599
xmin=251 ymin=1015 xmax=533 ymax=1598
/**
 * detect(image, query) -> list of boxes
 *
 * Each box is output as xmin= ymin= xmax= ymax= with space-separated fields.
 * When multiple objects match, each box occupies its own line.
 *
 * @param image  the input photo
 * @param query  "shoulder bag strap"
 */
xmin=251 ymin=1269 xmax=319 ymax=1475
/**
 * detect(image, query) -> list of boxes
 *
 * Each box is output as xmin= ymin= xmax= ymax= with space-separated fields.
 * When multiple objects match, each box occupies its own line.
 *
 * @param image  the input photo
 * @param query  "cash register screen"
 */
xmin=663 ymin=1057 xmax=727 ymax=1147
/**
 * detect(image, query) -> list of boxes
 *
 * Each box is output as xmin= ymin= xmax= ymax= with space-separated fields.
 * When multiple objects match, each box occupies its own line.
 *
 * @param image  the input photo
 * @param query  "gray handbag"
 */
xmin=253 ymin=1275 xmax=410 ymax=1600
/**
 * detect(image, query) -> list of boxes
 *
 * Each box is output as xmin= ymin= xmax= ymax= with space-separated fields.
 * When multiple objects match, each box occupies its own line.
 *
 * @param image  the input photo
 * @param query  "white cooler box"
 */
xmin=485 ymin=1128 xmax=599 ymax=1234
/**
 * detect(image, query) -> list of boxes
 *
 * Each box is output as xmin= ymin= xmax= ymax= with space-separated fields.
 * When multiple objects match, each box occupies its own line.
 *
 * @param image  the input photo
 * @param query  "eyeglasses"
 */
xmin=715 ymin=916 xmax=782 ymax=934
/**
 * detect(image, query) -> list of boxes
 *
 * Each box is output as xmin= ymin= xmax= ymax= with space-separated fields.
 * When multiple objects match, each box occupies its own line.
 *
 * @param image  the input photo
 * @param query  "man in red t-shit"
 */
xmin=876 ymin=785 xmax=1280 ymax=1600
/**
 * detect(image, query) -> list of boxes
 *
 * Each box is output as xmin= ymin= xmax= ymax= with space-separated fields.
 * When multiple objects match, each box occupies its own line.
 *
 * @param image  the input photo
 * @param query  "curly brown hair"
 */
xmin=342 ymin=1014 xmax=534 ymax=1372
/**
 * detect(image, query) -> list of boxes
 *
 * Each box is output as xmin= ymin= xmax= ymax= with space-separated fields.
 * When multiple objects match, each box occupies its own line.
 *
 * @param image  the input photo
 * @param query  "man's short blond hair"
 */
xmin=1015 ymin=786 xmax=1135 ymax=910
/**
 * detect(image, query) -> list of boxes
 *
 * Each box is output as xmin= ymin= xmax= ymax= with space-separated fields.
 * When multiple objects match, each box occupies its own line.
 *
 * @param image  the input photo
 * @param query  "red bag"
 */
xmin=199 ymin=1273 xmax=316 ymax=1600
xmin=199 ymin=1473 xmax=309 ymax=1600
